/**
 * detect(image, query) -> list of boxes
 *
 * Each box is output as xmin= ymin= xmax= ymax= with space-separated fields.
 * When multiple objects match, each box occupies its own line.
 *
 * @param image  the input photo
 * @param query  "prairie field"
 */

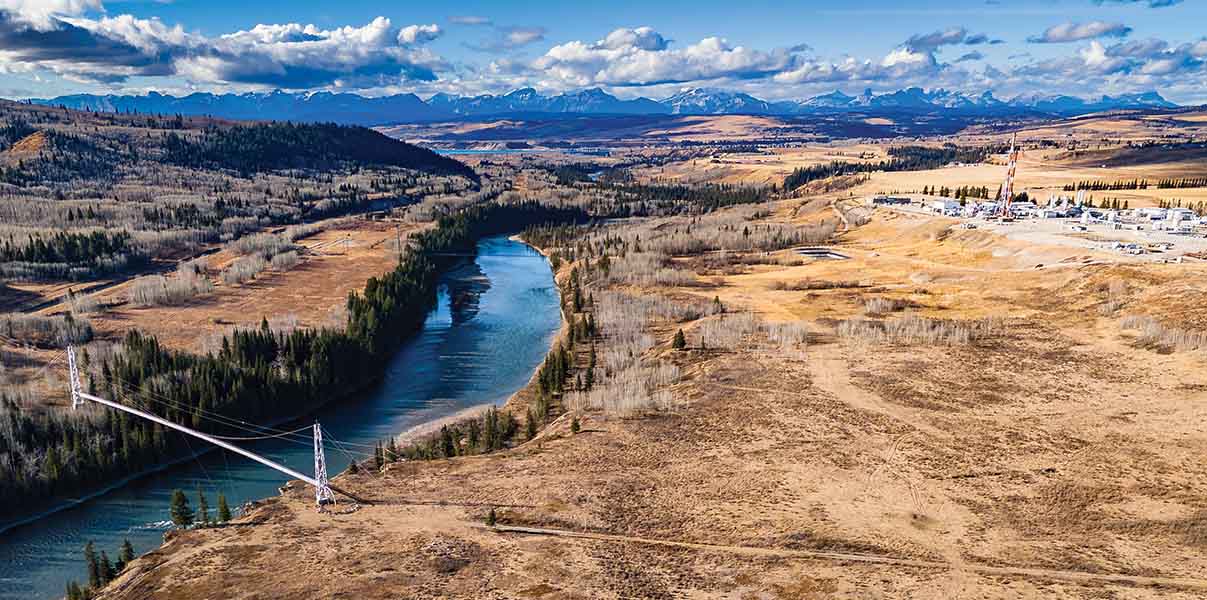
xmin=104 ymin=191 xmax=1207 ymax=599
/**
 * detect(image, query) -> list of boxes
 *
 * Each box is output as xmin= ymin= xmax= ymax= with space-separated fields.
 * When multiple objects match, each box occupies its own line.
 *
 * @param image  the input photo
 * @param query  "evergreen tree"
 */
xmin=585 ymin=345 xmax=595 ymax=389
xmin=386 ymin=437 xmax=399 ymax=462
xmin=99 ymin=551 xmax=114 ymax=585
xmin=571 ymin=415 xmax=581 ymax=434
xmin=196 ymin=488 xmax=210 ymax=525
xmin=486 ymin=506 xmax=497 ymax=527
xmin=526 ymin=409 xmax=538 ymax=440
xmin=217 ymin=494 xmax=232 ymax=522
xmin=67 ymin=581 xmax=84 ymax=600
xmin=84 ymin=541 xmax=100 ymax=589
xmin=169 ymin=489 xmax=194 ymax=527
xmin=672 ymin=329 xmax=687 ymax=350
xmin=440 ymin=425 xmax=456 ymax=457
xmin=119 ymin=539 xmax=135 ymax=567
xmin=374 ymin=442 xmax=384 ymax=470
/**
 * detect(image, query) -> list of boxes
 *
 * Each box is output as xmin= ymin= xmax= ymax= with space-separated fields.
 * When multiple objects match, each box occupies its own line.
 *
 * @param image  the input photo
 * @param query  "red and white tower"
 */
xmin=998 ymin=133 xmax=1020 ymax=217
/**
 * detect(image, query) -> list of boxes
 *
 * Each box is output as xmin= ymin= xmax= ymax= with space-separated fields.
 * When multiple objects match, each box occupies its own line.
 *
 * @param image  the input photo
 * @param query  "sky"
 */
xmin=1 ymin=0 xmax=1205 ymax=103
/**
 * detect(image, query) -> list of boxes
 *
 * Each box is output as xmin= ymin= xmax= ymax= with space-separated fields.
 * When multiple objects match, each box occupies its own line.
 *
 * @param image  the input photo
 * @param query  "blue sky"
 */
xmin=1 ymin=0 xmax=1205 ymax=102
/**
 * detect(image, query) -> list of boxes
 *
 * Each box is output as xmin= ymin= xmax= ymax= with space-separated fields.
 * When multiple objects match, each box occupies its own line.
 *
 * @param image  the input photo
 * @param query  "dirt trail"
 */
xmin=806 ymin=342 xmax=944 ymax=438
xmin=492 ymin=525 xmax=1207 ymax=592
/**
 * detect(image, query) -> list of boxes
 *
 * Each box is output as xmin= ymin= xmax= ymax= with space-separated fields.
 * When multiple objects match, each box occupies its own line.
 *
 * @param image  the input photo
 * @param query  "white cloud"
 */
xmin=398 ymin=23 xmax=441 ymax=46
xmin=1028 ymin=21 xmax=1132 ymax=43
xmin=533 ymin=27 xmax=795 ymax=87
xmin=0 ymin=11 xmax=448 ymax=88
xmin=0 ymin=0 xmax=100 ymax=28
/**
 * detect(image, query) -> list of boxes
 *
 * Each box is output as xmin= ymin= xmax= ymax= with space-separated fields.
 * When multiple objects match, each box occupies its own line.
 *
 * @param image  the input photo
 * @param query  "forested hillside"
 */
xmin=160 ymin=122 xmax=476 ymax=179
xmin=0 ymin=100 xmax=477 ymax=281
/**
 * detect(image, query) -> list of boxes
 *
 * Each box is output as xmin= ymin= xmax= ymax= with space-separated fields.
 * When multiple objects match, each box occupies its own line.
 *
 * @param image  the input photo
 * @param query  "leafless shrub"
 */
xmin=837 ymin=314 xmax=998 ymax=346
xmin=0 ymin=314 xmax=93 ymax=348
xmin=128 ymin=267 xmax=215 ymax=306
xmin=765 ymin=279 xmax=865 ymax=291
xmin=596 ymin=290 xmax=717 ymax=328
xmin=270 ymin=250 xmax=301 ymax=271
xmin=763 ymin=321 xmax=809 ymax=349
xmin=179 ymin=257 xmax=209 ymax=276
xmin=219 ymin=216 xmax=262 ymax=240
xmin=284 ymin=222 xmax=326 ymax=242
xmin=602 ymin=252 xmax=702 ymax=287
xmin=1099 ymin=279 xmax=1128 ymax=316
xmin=221 ymin=255 xmax=268 ymax=285
xmin=566 ymin=363 xmax=679 ymax=417
xmin=231 ymin=232 xmax=293 ymax=258
xmin=1120 ymin=315 xmax=1207 ymax=351
xmin=64 ymin=288 xmax=101 ymax=314
xmin=863 ymin=297 xmax=908 ymax=316
xmin=697 ymin=312 xmax=761 ymax=349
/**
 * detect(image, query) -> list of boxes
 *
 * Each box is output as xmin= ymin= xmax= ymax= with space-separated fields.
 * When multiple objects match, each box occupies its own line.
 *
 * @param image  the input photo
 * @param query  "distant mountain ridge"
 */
xmin=28 ymin=86 xmax=1179 ymax=126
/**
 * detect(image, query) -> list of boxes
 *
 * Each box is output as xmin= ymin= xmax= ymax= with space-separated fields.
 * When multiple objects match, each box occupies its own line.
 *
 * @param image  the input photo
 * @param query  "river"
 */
xmin=0 ymin=235 xmax=559 ymax=600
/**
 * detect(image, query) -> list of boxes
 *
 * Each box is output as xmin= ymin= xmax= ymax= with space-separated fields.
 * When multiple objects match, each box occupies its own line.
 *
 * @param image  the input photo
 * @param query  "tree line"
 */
xmin=921 ymin=185 xmax=992 ymax=200
xmin=1062 ymin=178 xmax=1207 ymax=191
xmin=0 ymin=230 xmax=138 ymax=269
xmin=782 ymin=144 xmax=1004 ymax=191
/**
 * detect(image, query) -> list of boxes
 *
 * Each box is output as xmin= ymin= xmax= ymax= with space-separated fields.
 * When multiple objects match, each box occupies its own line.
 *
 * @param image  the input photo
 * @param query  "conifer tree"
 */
xmin=196 ymin=488 xmax=210 ymax=525
xmin=672 ymin=329 xmax=687 ymax=350
xmin=386 ymin=437 xmax=399 ymax=462
xmin=527 ymin=408 xmax=539 ymax=440
xmin=217 ymin=493 xmax=232 ymax=522
xmin=169 ymin=489 xmax=194 ymax=527
xmin=84 ymin=541 xmax=100 ymax=589
xmin=119 ymin=539 xmax=135 ymax=566
xmin=99 ymin=551 xmax=114 ymax=585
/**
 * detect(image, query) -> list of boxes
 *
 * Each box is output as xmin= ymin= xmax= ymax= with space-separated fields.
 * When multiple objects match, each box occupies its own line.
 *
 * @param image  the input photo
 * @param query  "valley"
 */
xmin=3 ymin=93 xmax=1207 ymax=600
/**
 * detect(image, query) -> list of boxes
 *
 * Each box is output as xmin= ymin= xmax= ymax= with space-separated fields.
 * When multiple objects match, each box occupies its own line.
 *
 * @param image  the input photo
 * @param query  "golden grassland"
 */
xmin=1 ymin=217 xmax=418 ymax=409
xmin=101 ymin=197 xmax=1207 ymax=599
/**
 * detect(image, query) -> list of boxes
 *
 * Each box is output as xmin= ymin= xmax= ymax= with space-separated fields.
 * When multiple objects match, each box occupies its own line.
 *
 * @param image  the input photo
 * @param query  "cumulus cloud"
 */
xmin=533 ymin=27 xmax=799 ymax=87
xmin=954 ymin=51 xmax=985 ymax=63
xmin=398 ymin=23 xmax=441 ymax=46
xmin=0 ymin=6 xmax=448 ymax=88
xmin=1028 ymin=21 xmax=1132 ymax=43
xmin=0 ymin=0 xmax=101 ymax=28
xmin=0 ymin=10 xmax=196 ymax=83
xmin=180 ymin=18 xmax=446 ymax=88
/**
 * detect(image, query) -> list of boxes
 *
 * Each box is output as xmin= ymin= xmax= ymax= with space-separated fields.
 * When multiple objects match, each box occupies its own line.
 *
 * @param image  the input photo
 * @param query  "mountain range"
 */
xmin=28 ymin=87 xmax=1179 ymax=126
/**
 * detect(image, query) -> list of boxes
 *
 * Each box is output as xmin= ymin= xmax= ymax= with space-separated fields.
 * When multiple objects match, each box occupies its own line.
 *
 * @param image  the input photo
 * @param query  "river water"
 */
xmin=0 ymin=235 xmax=559 ymax=600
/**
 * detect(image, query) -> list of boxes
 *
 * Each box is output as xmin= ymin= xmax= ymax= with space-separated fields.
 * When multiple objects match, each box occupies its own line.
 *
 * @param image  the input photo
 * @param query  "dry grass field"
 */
xmin=635 ymin=111 xmax=1207 ymax=210
xmin=76 ymin=218 xmax=418 ymax=352
xmin=1 ymin=217 xmax=418 ymax=409
xmin=100 ymin=196 xmax=1207 ymax=599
